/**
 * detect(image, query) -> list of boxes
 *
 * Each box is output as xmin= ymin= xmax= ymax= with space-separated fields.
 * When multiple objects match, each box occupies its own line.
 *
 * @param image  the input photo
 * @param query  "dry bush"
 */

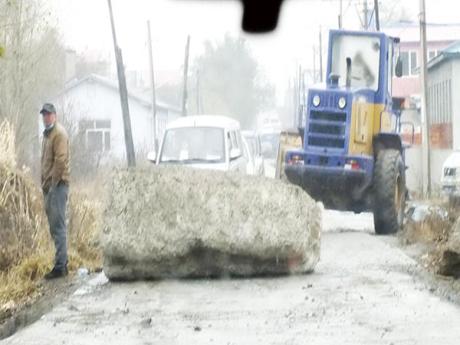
xmin=402 ymin=213 xmax=452 ymax=246
xmin=67 ymin=189 xmax=103 ymax=271
xmin=401 ymin=202 xmax=460 ymax=275
xmin=0 ymin=120 xmax=16 ymax=168
xmin=0 ymin=120 xmax=104 ymax=319
xmin=0 ymin=120 xmax=46 ymax=271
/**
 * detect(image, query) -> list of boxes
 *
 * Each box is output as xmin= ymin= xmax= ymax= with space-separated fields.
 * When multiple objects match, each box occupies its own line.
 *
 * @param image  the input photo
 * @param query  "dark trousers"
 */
xmin=44 ymin=184 xmax=69 ymax=270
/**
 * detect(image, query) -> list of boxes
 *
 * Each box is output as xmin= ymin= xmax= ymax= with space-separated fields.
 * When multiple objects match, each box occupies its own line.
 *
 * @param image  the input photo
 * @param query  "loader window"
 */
xmin=330 ymin=34 xmax=380 ymax=91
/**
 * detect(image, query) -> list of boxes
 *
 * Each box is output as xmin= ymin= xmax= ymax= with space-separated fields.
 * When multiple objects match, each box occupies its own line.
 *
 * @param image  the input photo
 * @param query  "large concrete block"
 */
xmin=102 ymin=166 xmax=321 ymax=280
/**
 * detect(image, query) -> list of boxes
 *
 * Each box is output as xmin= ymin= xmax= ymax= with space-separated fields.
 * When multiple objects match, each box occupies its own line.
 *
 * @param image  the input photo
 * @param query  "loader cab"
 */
xmin=292 ymin=30 xmax=402 ymax=161
xmin=327 ymin=30 xmax=402 ymax=96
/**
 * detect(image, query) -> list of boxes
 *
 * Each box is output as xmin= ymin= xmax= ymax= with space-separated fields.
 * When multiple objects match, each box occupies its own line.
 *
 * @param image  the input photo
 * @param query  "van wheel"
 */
xmin=373 ymin=149 xmax=406 ymax=235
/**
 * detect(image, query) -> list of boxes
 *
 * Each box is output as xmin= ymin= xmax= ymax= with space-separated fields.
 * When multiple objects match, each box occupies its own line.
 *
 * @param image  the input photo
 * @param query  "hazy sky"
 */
xmin=51 ymin=0 xmax=460 ymax=103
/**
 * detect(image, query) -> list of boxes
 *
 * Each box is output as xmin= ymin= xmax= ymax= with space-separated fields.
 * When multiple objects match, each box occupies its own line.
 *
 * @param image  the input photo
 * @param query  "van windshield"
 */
xmin=160 ymin=127 xmax=225 ymax=163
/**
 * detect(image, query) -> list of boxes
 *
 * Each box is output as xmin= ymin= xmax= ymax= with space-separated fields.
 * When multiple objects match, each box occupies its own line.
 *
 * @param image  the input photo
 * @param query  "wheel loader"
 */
xmin=282 ymin=29 xmax=410 ymax=235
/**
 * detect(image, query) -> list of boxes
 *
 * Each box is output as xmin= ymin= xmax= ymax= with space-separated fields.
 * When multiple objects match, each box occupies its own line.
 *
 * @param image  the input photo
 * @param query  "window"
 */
xmin=410 ymin=52 xmax=418 ymax=75
xmin=80 ymin=119 xmax=111 ymax=153
xmin=330 ymin=34 xmax=381 ymax=91
xmin=227 ymin=132 xmax=233 ymax=150
xmin=428 ymin=50 xmax=438 ymax=60
xmin=400 ymin=52 xmax=409 ymax=76
xmin=400 ymin=51 xmax=419 ymax=76
xmin=230 ymin=131 xmax=239 ymax=150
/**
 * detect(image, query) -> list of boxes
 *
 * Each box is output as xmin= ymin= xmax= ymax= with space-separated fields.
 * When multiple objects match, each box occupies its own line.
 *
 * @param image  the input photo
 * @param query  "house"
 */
xmin=424 ymin=41 xmax=460 ymax=184
xmin=50 ymin=74 xmax=181 ymax=162
xmin=384 ymin=21 xmax=460 ymax=100
xmin=382 ymin=22 xmax=460 ymax=191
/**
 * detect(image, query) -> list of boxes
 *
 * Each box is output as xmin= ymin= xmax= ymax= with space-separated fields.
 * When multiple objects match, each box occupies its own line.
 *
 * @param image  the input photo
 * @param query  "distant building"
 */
xmin=50 ymin=74 xmax=181 ymax=161
xmin=420 ymin=41 xmax=460 ymax=184
xmin=384 ymin=21 xmax=460 ymax=100
xmin=426 ymin=42 xmax=460 ymax=150
xmin=382 ymin=22 xmax=460 ymax=191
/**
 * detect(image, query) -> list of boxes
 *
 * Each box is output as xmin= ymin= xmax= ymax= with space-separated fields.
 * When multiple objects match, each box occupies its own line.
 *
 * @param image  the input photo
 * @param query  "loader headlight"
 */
xmin=338 ymin=96 xmax=347 ymax=109
xmin=312 ymin=95 xmax=321 ymax=107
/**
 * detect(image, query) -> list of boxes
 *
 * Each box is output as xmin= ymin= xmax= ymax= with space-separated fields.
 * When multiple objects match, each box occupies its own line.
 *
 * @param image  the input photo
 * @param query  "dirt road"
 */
xmin=3 ymin=211 xmax=460 ymax=345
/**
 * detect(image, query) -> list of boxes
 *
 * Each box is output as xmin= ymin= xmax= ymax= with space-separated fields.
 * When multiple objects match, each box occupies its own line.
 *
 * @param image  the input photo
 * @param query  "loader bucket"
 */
xmin=102 ymin=166 xmax=321 ymax=280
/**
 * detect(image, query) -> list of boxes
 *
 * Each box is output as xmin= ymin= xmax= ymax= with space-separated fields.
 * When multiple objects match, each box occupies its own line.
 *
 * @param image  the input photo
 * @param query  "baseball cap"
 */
xmin=40 ymin=103 xmax=56 ymax=115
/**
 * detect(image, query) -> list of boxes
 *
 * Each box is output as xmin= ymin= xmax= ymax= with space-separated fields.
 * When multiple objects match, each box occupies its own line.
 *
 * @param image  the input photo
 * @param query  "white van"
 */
xmin=242 ymin=130 xmax=265 ymax=176
xmin=148 ymin=115 xmax=248 ymax=173
xmin=441 ymin=150 xmax=460 ymax=199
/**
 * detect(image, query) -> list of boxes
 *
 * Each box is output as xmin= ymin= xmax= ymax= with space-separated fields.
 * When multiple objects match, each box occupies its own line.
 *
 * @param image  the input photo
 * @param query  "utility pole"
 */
xmin=339 ymin=0 xmax=343 ymax=29
xmin=374 ymin=0 xmax=380 ymax=31
xmin=298 ymin=65 xmax=302 ymax=110
xmin=312 ymin=45 xmax=317 ymax=83
xmin=196 ymin=69 xmax=201 ymax=114
xmin=107 ymin=0 xmax=136 ymax=167
xmin=146 ymin=20 xmax=158 ymax=152
xmin=182 ymin=35 xmax=191 ymax=116
xmin=363 ymin=0 xmax=369 ymax=30
xmin=300 ymin=67 xmax=306 ymax=128
xmin=419 ymin=0 xmax=431 ymax=196
xmin=319 ymin=28 xmax=323 ymax=83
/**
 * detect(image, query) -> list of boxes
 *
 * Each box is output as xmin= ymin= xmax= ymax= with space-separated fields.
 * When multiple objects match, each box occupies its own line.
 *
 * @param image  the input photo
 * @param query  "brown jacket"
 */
xmin=41 ymin=122 xmax=70 ymax=193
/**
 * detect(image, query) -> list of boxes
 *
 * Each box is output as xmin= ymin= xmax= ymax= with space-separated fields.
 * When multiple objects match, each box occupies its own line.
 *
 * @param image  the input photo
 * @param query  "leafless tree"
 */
xmin=0 ymin=0 xmax=66 ymax=166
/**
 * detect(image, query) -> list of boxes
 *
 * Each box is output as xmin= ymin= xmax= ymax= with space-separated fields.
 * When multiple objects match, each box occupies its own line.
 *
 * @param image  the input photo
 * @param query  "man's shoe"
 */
xmin=44 ymin=266 xmax=68 ymax=280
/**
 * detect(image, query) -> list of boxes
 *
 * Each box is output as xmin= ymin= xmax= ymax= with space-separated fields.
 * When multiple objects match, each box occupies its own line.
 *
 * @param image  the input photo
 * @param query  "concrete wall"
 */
xmin=405 ymin=146 xmax=422 ymax=193
xmin=405 ymin=146 xmax=451 ymax=193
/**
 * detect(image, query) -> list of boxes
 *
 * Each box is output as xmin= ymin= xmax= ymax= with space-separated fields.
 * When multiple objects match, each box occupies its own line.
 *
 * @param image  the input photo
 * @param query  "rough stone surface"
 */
xmin=102 ymin=166 xmax=321 ymax=280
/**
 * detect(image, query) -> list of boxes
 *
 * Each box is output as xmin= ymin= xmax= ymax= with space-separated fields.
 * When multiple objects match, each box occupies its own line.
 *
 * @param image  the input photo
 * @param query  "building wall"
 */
xmin=452 ymin=59 xmax=460 ymax=150
xmin=427 ymin=60 xmax=453 ymax=149
xmin=402 ymin=55 xmax=460 ymax=193
xmin=405 ymin=146 xmax=451 ymax=193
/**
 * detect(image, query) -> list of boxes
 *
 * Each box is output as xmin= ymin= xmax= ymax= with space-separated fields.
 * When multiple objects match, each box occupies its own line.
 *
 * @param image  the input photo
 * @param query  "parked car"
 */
xmin=406 ymin=202 xmax=449 ymax=223
xmin=259 ymin=128 xmax=280 ymax=178
xmin=241 ymin=136 xmax=255 ymax=175
xmin=148 ymin=115 xmax=248 ymax=173
xmin=242 ymin=130 xmax=265 ymax=176
xmin=441 ymin=151 xmax=460 ymax=203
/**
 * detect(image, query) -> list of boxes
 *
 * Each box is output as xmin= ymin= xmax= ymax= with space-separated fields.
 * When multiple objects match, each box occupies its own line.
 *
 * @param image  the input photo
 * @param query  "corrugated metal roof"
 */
xmin=427 ymin=40 xmax=460 ymax=70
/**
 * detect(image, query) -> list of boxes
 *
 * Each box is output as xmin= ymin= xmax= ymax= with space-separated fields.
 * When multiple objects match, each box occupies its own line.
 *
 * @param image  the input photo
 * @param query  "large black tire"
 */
xmin=373 ymin=149 xmax=406 ymax=235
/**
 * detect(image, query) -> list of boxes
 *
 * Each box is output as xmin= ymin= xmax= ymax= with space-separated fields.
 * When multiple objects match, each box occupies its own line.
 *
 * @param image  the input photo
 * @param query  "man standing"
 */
xmin=40 ymin=103 xmax=70 ymax=279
